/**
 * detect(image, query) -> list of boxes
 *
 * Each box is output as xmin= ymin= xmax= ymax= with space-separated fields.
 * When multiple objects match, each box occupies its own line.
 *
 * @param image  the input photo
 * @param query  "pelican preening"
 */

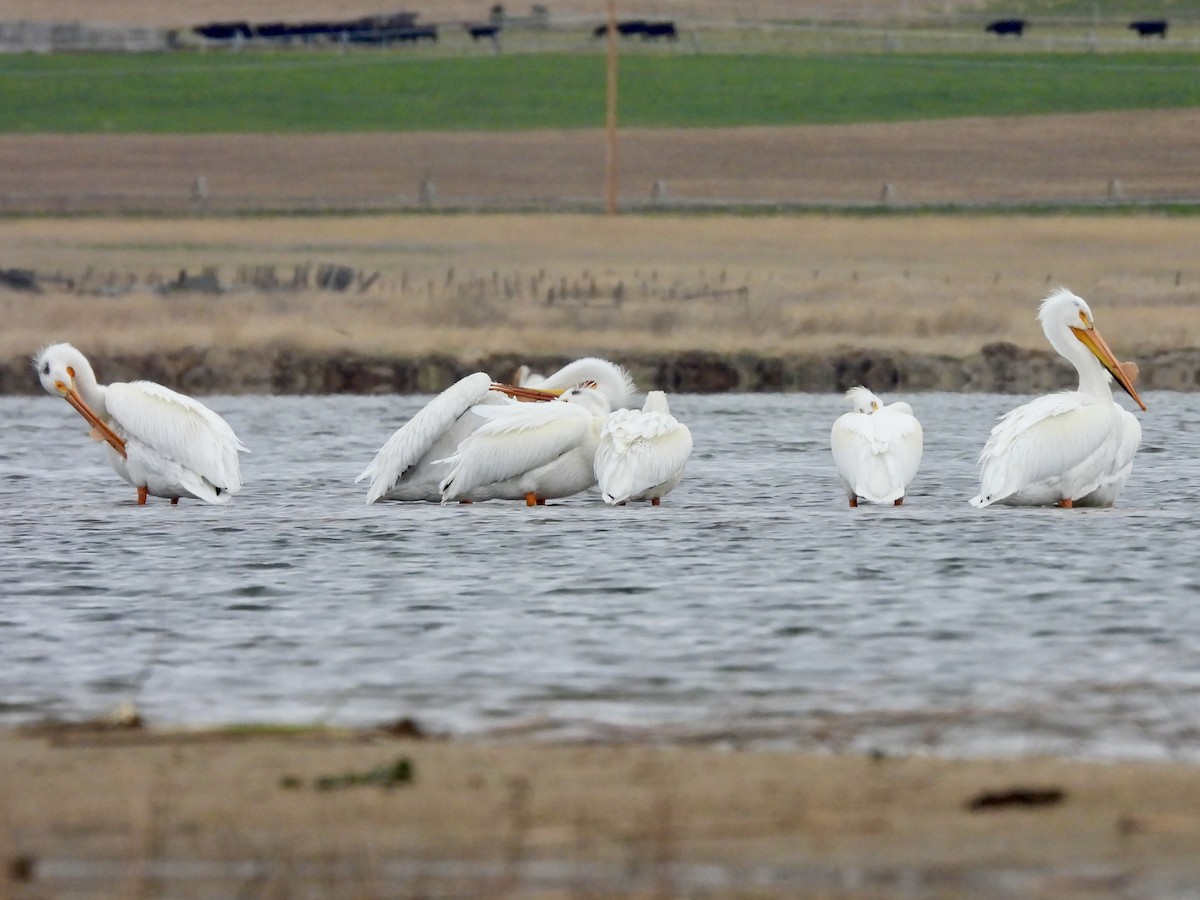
xmin=830 ymin=386 xmax=923 ymax=507
xmin=595 ymin=391 xmax=693 ymax=506
xmin=357 ymin=358 xmax=635 ymax=504
xmin=33 ymin=343 xmax=248 ymax=505
xmin=971 ymin=288 xmax=1146 ymax=509
xmin=29 ymin=289 xmax=1151 ymax=512
xmin=439 ymin=384 xmax=612 ymax=505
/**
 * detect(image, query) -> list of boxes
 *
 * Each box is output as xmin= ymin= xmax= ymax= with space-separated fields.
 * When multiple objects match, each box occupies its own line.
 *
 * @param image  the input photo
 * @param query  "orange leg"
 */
xmin=894 ymin=497 xmax=904 ymax=506
xmin=525 ymin=492 xmax=537 ymax=507
xmin=170 ymin=497 xmax=180 ymax=506
xmin=136 ymin=485 xmax=148 ymax=506
xmin=459 ymin=500 xmax=473 ymax=505
xmin=536 ymin=498 xmax=546 ymax=506
xmin=651 ymin=497 xmax=661 ymax=506
xmin=848 ymin=496 xmax=858 ymax=508
xmin=1059 ymin=498 xmax=1074 ymax=509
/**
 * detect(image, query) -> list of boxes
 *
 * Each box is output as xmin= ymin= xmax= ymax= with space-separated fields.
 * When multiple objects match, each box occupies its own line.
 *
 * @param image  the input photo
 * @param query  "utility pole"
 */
xmin=604 ymin=0 xmax=618 ymax=215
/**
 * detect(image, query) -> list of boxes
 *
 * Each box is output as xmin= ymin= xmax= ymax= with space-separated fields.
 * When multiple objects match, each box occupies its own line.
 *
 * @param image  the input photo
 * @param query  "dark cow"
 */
xmin=640 ymin=21 xmax=678 ymax=40
xmin=1129 ymin=19 xmax=1168 ymax=38
xmin=592 ymin=19 xmax=651 ymax=38
xmin=466 ymin=23 xmax=502 ymax=41
xmin=194 ymin=21 xmax=252 ymax=40
xmin=985 ymin=18 xmax=1026 ymax=37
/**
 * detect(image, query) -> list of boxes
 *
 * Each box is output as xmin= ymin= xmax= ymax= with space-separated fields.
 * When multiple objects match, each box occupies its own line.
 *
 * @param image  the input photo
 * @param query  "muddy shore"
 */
xmin=3 ymin=723 xmax=1200 ymax=898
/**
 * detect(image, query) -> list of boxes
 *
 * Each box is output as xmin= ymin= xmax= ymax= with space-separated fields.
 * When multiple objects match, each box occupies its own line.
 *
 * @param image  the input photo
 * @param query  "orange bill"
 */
xmin=1069 ymin=325 xmax=1146 ymax=411
xmin=489 ymin=383 xmax=565 ymax=402
xmin=61 ymin=385 xmax=128 ymax=457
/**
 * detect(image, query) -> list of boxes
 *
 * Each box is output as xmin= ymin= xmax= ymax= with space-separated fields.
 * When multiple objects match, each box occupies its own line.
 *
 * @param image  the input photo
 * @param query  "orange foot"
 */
xmin=651 ymin=497 xmax=661 ymax=506
xmin=536 ymin=498 xmax=546 ymax=506
xmin=849 ymin=497 xmax=858 ymax=508
xmin=525 ymin=492 xmax=537 ymax=507
xmin=459 ymin=500 xmax=473 ymax=504
xmin=171 ymin=497 xmax=180 ymax=506
xmin=137 ymin=486 xmax=148 ymax=506
xmin=894 ymin=497 xmax=904 ymax=506
xmin=1058 ymin=498 xmax=1075 ymax=509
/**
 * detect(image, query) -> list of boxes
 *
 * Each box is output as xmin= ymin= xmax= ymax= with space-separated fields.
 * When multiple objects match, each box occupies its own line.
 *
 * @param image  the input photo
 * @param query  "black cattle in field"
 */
xmin=985 ymin=18 xmax=1026 ymax=37
xmin=466 ymin=23 xmax=502 ymax=41
xmin=1129 ymin=19 xmax=1168 ymax=38
xmin=641 ymin=21 xmax=678 ymax=40
xmin=194 ymin=21 xmax=252 ymax=40
xmin=593 ymin=19 xmax=651 ymax=38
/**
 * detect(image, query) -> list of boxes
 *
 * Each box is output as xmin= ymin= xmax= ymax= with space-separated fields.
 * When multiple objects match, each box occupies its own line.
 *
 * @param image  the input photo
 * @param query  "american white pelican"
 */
xmin=830 ymin=386 xmax=923 ymax=507
xmin=33 ymin=343 xmax=248 ymax=505
xmin=594 ymin=391 xmax=693 ymax=506
xmin=357 ymin=358 xmax=635 ymax=503
xmin=970 ymin=288 xmax=1146 ymax=509
xmin=438 ymin=385 xmax=612 ymax=505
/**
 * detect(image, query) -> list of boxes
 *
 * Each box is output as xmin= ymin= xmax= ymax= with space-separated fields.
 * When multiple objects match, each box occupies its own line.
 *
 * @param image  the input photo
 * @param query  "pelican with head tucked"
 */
xmin=970 ymin=288 xmax=1146 ymax=509
xmin=594 ymin=391 xmax=693 ymax=506
xmin=357 ymin=357 xmax=634 ymax=503
xmin=439 ymin=384 xmax=612 ymax=505
xmin=830 ymin=386 xmax=923 ymax=507
xmin=34 ymin=343 xmax=248 ymax=505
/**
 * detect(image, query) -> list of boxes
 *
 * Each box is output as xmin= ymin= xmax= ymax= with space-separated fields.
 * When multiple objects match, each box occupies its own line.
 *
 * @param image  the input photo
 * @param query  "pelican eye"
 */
xmin=41 ymin=362 xmax=49 ymax=375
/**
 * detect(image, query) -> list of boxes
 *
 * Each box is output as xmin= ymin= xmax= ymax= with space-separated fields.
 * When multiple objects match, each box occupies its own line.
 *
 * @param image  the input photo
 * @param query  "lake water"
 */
xmin=2 ymin=390 xmax=1198 ymax=762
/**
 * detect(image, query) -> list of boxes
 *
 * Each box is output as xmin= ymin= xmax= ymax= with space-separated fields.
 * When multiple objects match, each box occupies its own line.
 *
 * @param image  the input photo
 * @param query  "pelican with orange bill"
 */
xmin=971 ymin=289 xmax=1145 ymax=509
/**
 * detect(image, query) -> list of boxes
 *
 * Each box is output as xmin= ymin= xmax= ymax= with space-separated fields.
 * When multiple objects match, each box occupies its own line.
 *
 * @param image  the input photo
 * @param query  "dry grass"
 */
xmin=4 ymin=213 xmax=1199 ymax=364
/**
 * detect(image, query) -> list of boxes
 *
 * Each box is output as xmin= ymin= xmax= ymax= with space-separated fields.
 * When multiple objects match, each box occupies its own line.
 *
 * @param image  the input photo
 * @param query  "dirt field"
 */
xmin=5 ymin=0 xmax=980 ymax=28
xmin=3 ymin=110 xmax=1198 ymax=213
xmin=4 ymin=724 xmax=1200 ymax=898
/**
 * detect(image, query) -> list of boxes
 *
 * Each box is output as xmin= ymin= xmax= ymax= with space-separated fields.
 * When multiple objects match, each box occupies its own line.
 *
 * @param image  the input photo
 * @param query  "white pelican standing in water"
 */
xmin=830 ymin=386 xmax=923 ymax=507
xmin=970 ymin=288 xmax=1146 ymax=508
xmin=34 ymin=343 xmax=248 ymax=505
xmin=439 ymin=384 xmax=612 ymax=505
xmin=594 ymin=391 xmax=693 ymax=506
xmin=357 ymin=358 xmax=635 ymax=503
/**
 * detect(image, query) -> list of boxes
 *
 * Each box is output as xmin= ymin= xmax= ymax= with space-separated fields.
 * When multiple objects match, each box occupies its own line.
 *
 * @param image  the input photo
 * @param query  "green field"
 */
xmin=2 ymin=50 xmax=1199 ymax=133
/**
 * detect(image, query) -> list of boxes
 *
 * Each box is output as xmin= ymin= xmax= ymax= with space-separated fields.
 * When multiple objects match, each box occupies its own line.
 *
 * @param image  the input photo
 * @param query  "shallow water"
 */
xmin=2 ymin=390 xmax=1198 ymax=761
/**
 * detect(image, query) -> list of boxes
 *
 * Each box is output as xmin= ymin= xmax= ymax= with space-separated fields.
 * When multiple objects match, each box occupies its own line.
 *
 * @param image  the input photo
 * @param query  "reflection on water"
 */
xmin=2 ymin=391 xmax=1198 ymax=761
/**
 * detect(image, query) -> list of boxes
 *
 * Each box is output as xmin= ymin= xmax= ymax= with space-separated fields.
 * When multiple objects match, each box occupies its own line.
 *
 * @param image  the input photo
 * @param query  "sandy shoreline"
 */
xmin=3 ymin=723 xmax=1200 ymax=897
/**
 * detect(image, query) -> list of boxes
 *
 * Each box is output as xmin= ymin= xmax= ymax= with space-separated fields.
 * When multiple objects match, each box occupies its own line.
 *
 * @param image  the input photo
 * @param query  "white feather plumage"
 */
xmin=830 ymin=387 xmax=923 ymax=506
xmin=594 ymin=391 xmax=692 ymax=505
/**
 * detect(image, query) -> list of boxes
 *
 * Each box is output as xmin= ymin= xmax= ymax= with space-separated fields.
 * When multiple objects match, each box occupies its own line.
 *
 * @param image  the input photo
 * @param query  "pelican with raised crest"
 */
xmin=34 ymin=343 xmax=248 ymax=505
xmin=970 ymin=288 xmax=1146 ymax=508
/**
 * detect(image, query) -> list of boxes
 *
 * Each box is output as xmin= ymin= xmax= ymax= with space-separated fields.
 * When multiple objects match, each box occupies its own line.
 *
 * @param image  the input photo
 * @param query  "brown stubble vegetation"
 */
xmin=4 ymin=213 xmax=1199 ymax=366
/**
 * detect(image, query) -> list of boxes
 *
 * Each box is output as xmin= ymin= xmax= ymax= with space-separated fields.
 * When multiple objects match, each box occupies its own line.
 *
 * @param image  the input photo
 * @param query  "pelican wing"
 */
xmin=439 ymin=401 xmax=591 ymax=500
xmin=830 ymin=409 xmax=921 ymax=504
xmin=875 ymin=406 xmax=923 ymax=494
xmin=595 ymin=409 xmax=693 ymax=504
xmin=105 ymin=381 xmax=248 ymax=493
xmin=973 ymin=393 xmax=1121 ymax=506
xmin=356 ymin=372 xmax=494 ymax=504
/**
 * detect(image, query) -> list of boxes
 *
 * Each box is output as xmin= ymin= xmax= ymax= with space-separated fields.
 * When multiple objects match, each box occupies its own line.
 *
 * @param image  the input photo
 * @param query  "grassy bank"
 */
xmin=2 ymin=51 xmax=1200 ymax=132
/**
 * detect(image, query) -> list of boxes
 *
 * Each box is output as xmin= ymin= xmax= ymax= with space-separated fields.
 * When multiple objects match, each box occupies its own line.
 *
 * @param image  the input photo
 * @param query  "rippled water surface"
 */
xmin=3 ymin=391 xmax=1199 ymax=761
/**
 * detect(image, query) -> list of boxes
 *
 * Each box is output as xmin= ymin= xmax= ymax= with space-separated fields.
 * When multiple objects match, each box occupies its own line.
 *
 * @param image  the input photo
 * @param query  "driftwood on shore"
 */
xmin=4 ymin=343 xmax=1200 ymax=396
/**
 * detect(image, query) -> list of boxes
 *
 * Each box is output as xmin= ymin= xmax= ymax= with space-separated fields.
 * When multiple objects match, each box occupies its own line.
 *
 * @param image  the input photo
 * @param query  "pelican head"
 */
xmin=34 ymin=342 xmax=91 ymax=400
xmin=844 ymin=386 xmax=881 ymax=414
xmin=559 ymin=385 xmax=612 ymax=417
xmin=32 ymin=342 xmax=126 ymax=455
xmin=1039 ymin=288 xmax=1145 ymax=410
